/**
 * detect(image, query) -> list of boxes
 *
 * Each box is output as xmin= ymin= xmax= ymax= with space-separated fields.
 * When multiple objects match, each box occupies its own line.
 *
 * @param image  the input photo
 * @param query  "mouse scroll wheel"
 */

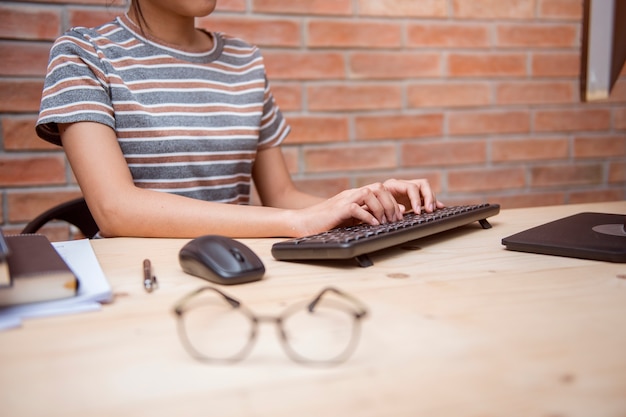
xmin=230 ymin=248 xmax=245 ymax=263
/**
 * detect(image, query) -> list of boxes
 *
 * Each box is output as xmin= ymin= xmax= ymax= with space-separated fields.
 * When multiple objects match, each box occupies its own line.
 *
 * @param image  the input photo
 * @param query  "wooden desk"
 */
xmin=1 ymin=202 xmax=625 ymax=417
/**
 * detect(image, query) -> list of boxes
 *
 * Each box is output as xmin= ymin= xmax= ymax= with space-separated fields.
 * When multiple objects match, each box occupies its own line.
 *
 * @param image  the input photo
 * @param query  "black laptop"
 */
xmin=502 ymin=211 xmax=626 ymax=263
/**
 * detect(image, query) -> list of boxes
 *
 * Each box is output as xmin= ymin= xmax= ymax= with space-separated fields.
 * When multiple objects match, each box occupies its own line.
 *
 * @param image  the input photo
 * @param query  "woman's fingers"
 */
xmin=364 ymin=182 xmax=403 ymax=222
xmin=383 ymin=178 xmax=444 ymax=213
xmin=296 ymin=179 xmax=444 ymax=237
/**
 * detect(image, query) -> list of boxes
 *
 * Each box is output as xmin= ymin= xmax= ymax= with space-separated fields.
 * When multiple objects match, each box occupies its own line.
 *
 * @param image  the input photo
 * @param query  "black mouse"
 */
xmin=179 ymin=235 xmax=265 ymax=285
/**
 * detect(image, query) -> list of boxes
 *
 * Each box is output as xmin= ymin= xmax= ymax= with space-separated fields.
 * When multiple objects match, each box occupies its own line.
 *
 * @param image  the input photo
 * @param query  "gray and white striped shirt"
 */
xmin=36 ymin=14 xmax=290 ymax=204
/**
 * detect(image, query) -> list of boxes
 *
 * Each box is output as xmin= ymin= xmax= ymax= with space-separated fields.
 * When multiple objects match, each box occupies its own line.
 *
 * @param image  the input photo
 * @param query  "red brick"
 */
xmin=0 ymin=5 xmax=60 ymax=40
xmin=441 ymin=196 xmax=490 ymax=207
xmin=349 ymin=52 xmax=440 ymax=79
xmin=264 ymin=52 xmax=345 ymax=80
xmin=615 ymin=107 xmax=626 ymax=130
xmin=408 ymin=82 xmax=491 ymax=108
xmin=217 ymin=0 xmax=247 ymax=12
xmin=292 ymin=177 xmax=351 ymax=198
xmin=532 ymin=53 xmax=580 ymax=77
xmin=199 ymin=16 xmax=301 ymax=47
xmin=7 ymin=190 xmax=83 ymax=223
xmin=355 ymin=170 xmax=443 ymax=192
xmin=69 ymin=7 xmax=126 ymax=28
xmin=401 ymin=140 xmax=487 ymax=166
xmin=253 ymin=0 xmax=352 ymax=15
xmin=308 ymin=20 xmax=402 ymax=48
xmin=448 ymin=53 xmax=527 ymax=77
xmin=496 ymin=81 xmax=576 ymax=105
xmin=0 ymin=80 xmax=45 ymax=112
xmin=573 ymin=135 xmax=626 ymax=158
xmin=0 ymin=41 xmax=51 ymax=77
xmin=2 ymin=0 xmax=626 ymax=229
xmin=358 ymin=0 xmax=447 ymax=17
xmin=492 ymin=137 xmax=569 ymax=162
xmin=0 ymin=156 xmax=66 ymax=187
xmin=497 ymin=24 xmax=578 ymax=48
xmin=448 ymin=168 xmax=526 ymax=192
xmin=452 ymin=0 xmax=535 ymax=19
xmin=355 ymin=114 xmax=443 ymax=140
xmin=495 ymin=193 xmax=566 ymax=209
xmin=272 ymin=84 xmax=302 ymax=112
xmin=284 ymin=116 xmax=349 ymax=144
xmin=538 ymin=0 xmax=583 ymax=20
xmin=307 ymin=84 xmax=402 ymax=111
xmin=534 ymin=109 xmax=611 ymax=132
xmin=304 ymin=145 xmax=397 ymax=173
xmin=407 ymin=23 xmax=490 ymax=48
xmin=609 ymin=161 xmax=626 ymax=183
xmin=2 ymin=116 xmax=57 ymax=151
xmin=607 ymin=80 xmax=626 ymax=103
xmin=20 ymin=0 xmax=116 ymax=4
xmin=531 ymin=164 xmax=604 ymax=187
xmin=569 ymin=189 xmax=625 ymax=204
xmin=449 ymin=111 xmax=530 ymax=136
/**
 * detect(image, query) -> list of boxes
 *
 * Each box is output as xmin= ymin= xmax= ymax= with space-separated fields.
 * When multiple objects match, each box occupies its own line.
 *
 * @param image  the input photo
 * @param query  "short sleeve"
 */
xmin=36 ymin=30 xmax=115 ymax=146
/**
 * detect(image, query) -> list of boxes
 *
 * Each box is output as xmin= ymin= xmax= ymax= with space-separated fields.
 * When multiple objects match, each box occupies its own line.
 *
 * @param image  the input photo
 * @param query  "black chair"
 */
xmin=22 ymin=197 xmax=99 ymax=238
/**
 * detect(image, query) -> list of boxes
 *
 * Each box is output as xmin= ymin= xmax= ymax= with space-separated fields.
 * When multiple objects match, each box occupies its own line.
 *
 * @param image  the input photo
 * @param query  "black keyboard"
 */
xmin=271 ymin=203 xmax=500 ymax=267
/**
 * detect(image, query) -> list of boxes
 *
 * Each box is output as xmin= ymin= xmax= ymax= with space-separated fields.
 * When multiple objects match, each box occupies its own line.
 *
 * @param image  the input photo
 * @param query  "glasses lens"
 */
xmin=179 ymin=290 xmax=253 ymax=361
xmin=282 ymin=298 xmax=358 ymax=363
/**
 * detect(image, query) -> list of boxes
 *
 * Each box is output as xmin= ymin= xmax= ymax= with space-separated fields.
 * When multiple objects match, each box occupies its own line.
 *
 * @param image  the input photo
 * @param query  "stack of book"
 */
xmin=0 ymin=230 xmax=112 ymax=330
xmin=0 ymin=230 xmax=79 ymax=307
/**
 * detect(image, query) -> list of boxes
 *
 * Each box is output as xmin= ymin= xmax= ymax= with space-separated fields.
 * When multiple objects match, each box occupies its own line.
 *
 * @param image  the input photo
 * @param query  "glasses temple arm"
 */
xmin=173 ymin=286 xmax=241 ymax=315
xmin=307 ymin=287 xmax=368 ymax=318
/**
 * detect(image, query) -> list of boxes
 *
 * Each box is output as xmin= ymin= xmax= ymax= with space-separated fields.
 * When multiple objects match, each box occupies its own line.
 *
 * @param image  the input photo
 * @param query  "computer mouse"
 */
xmin=179 ymin=235 xmax=265 ymax=285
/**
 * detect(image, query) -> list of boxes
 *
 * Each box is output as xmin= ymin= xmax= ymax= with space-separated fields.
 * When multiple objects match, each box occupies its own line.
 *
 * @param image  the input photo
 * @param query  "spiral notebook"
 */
xmin=502 ymin=212 xmax=626 ymax=263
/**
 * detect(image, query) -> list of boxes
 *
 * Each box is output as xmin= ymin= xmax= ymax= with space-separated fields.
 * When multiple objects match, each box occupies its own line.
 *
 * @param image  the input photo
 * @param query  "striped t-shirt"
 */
xmin=36 ymin=14 xmax=290 ymax=204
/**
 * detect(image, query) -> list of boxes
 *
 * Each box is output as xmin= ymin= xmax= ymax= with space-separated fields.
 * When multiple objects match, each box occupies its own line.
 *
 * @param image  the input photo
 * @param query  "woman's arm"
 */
xmin=61 ymin=122 xmax=444 ymax=238
xmin=60 ymin=122 xmax=297 ymax=238
xmin=252 ymin=146 xmax=325 ymax=210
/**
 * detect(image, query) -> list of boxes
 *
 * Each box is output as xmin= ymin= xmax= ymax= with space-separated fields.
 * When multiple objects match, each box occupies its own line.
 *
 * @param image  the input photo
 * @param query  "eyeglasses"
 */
xmin=172 ymin=286 xmax=368 ymax=365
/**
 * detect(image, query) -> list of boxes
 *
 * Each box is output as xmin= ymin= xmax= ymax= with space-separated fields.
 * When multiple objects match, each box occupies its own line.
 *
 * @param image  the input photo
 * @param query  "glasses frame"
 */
xmin=173 ymin=286 xmax=368 ymax=366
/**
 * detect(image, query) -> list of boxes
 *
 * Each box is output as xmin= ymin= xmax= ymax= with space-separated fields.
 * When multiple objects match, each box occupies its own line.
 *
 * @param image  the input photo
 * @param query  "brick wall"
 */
xmin=1 ymin=0 xmax=625 ymax=240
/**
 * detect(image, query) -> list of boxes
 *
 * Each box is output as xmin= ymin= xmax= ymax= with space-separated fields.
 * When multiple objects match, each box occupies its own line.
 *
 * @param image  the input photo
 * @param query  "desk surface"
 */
xmin=1 ymin=202 xmax=625 ymax=417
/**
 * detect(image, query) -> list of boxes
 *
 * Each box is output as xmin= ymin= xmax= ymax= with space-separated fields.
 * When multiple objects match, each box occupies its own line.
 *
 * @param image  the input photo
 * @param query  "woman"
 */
xmin=36 ymin=0 xmax=444 ymax=238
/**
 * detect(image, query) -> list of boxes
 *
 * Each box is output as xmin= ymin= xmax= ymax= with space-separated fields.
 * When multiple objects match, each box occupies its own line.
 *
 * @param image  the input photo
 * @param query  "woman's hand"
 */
xmin=381 ymin=178 xmax=445 ymax=214
xmin=289 ymin=179 xmax=444 ymax=237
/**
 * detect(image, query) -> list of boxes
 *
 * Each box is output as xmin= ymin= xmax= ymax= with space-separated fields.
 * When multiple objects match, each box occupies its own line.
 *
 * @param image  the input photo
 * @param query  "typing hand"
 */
xmin=381 ymin=178 xmax=445 ymax=214
xmin=291 ymin=179 xmax=443 ymax=237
